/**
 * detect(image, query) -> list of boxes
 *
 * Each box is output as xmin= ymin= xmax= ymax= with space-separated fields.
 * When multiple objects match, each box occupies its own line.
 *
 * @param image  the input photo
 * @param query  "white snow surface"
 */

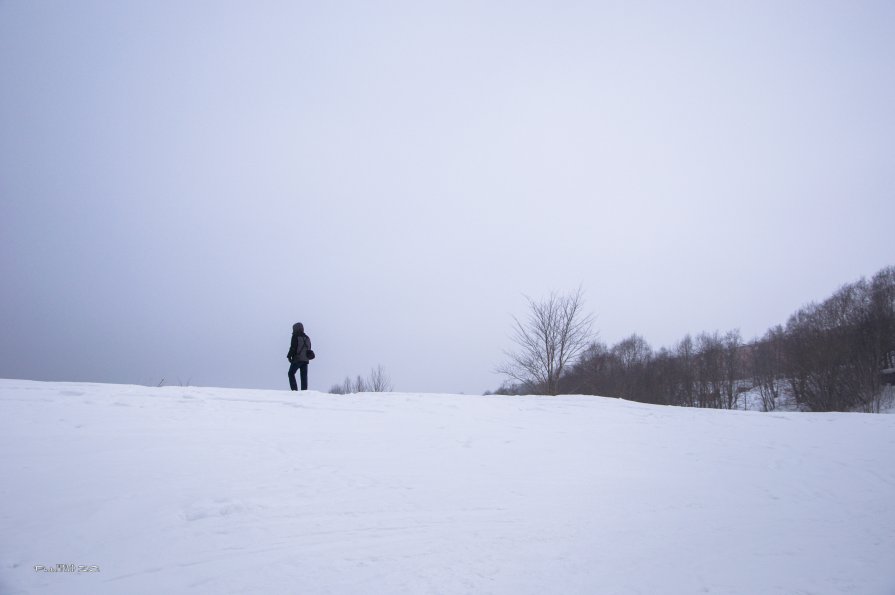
xmin=2 ymin=379 xmax=894 ymax=595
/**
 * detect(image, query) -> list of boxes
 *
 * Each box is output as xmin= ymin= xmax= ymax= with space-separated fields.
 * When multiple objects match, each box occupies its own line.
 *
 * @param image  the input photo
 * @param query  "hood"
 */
xmin=293 ymin=322 xmax=304 ymax=335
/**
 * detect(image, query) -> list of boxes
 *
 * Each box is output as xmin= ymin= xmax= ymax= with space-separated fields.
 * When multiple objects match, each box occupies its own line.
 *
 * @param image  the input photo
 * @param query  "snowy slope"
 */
xmin=1 ymin=379 xmax=894 ymax=595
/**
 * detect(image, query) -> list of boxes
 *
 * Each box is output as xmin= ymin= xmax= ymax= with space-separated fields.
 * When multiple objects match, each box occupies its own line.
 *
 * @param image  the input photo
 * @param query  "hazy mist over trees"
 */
xmin=494 ymin=267 xmax=895 ymax=413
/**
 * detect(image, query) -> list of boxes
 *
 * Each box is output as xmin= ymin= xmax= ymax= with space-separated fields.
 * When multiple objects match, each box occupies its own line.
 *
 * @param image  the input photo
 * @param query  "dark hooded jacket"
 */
xmin=288 ymin=322 xmax=312 ymax=363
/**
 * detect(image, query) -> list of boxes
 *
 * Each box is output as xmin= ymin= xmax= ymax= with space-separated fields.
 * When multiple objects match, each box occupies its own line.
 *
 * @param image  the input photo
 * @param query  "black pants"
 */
xmin=288 ymin=360 xmax=308 ymax=391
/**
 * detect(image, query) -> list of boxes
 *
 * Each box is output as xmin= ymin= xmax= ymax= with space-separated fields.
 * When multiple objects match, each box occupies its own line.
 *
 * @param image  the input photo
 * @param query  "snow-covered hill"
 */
xmin=2 ymin=379 xmax=894 ymax=595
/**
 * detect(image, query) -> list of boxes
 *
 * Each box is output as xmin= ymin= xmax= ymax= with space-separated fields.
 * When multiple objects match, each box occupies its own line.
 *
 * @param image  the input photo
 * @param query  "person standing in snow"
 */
xmin=287 ymin=322 xmax=312 ymax=391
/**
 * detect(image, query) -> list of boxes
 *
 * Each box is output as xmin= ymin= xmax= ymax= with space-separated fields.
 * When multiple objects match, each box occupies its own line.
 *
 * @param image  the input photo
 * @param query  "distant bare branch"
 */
xmin=497 ymin=287 xmax=595 ymax=395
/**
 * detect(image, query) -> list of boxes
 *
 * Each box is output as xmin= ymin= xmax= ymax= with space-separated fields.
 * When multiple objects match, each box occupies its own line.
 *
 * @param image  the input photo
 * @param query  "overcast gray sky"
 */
xmin=2 ymin=1 xmax=893 ymax=394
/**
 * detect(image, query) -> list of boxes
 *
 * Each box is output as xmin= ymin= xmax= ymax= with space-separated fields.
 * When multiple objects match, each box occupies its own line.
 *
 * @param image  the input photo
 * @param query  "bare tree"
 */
xmin=721 ymin=329 xmax=742 ymax=409
xmin=368 ymin=365 xmax=393 ymax=392
xmin=497 ymin=288 xmax=595 ymax=395
xmin=611 ymin=334 xmax=653 ymax=400
xmin=329 ymin=365 xmax=393 ymax=394
xmin=753 ymin=326 xmax=785 ymax=411
xmin=695 ymin=332 xmax=724 ymax=408
xmin=675 ymin=335 xmax=696 ymax=406
xmin=330 ymin=375 xmax=365 ymax=395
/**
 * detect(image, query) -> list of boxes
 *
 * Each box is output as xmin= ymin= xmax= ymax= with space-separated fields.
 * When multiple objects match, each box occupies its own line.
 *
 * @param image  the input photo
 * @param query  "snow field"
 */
xmin=1 ymin=379 xmax=894 ymax=594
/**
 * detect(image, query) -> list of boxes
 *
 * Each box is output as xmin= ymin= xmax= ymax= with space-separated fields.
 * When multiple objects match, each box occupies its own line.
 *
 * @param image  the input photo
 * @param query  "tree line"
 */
xmin=494 ymin=266 xmax=895 ymax=413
